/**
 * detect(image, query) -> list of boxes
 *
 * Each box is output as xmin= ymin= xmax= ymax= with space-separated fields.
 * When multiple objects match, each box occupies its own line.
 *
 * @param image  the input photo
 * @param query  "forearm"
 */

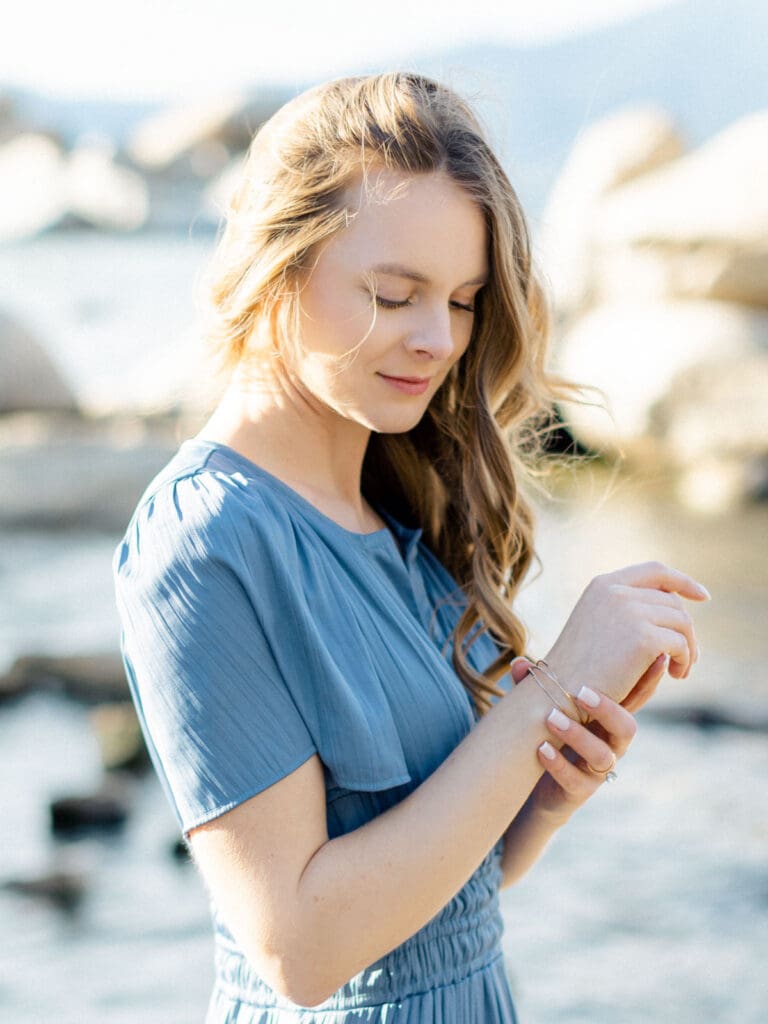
xmin=498 ymin=796 xmax=568 ymax=890
xmin=294 ymin=672 xmax=557 ymax=1000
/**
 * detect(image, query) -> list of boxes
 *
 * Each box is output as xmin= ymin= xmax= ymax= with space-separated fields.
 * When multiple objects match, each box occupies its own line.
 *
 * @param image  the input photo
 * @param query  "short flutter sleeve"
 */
xmin=113 ymin=471 xmax=319 ymax=835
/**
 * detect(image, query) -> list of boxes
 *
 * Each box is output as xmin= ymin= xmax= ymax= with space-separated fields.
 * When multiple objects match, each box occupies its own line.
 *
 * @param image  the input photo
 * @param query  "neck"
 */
xmin=196 ymin=366 xmax=377 ymax=527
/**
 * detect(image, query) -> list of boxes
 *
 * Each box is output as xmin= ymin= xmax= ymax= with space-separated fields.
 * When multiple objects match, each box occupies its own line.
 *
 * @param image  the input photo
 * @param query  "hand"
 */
xmin=530 ymin=680 xmax=637 ymax=826
xmin=543 ymin=561 xmax=710 ymax=706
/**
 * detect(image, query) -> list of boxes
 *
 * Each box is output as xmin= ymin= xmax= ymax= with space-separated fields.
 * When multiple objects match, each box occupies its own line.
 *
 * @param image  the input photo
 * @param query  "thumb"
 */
xmin=509 ymin=655 xmax=533 ymax=685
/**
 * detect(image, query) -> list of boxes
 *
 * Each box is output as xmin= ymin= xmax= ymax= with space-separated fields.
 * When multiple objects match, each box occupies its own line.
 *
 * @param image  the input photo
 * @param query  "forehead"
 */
xmin=325 ymin=168 xmax=489 ymax=281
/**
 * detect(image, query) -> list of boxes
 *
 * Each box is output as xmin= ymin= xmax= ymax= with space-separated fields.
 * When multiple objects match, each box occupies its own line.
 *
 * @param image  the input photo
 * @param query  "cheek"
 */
xmin=453 ymin=320 xmax=475 ymax=361
xmin=295 ymin=347 xmax=370 ymax=412
xmin=300 ymin=287 xmax=375 ymax=358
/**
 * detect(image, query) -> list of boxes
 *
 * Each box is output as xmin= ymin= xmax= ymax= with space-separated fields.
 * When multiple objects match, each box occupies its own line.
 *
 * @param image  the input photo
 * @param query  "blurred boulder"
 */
xmin=654 ymin=352 xmax=768 ymax=513
xmin=0 ymin=90 xmax=24 ymax=143
xmin=538 ymin=106 xmax=684 ymax=317
xmin=0 ymin=133 xmax=67 ymax=242
xmin=2 ymin=870 xmax=87 ymax=913
xmin=594 ymin=110 xmax=768 ymax=307
xmin=90 ymin=702 xmax=148 ymax=774
xmin=0 ymin=129 xmax=150 ymax=239
xmin=544 ymin=106 xmax=768 ymax=509
xmin=0 ymin=411 xmax=177 ymax=529
xmin=124 ymin=88 xmax=289 ymax=176
xmin=643 ymin=702 xmax=768 ymax=732
xmin=555 ymin=299 xmax=768 ymax=462
xmin=122 ymin=88 xmax=291 ymax=231
xmin=202 ymin=152 xmax=247 ymax=225
xmin=674 ymin=454 xmax=768 ymax=515
xmin=0 ymin=311 xmax=77 ymax=413
xmin=0 ymin=652 xmax=128 ymax=703
xmin=170 ymin=836 xmax=192 ymax=862
xmin=64 ymin=137 xmax=149 ymax=232
xmin=50 ymin=784 xmax=130 ymax=835
xmin=94 ymin=335 xmax=218 ymax=418
xmin=654 ymin=352 xmax=768 ymax=466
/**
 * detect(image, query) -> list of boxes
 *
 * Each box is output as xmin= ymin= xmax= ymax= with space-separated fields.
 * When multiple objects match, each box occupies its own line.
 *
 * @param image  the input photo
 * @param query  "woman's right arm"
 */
xmin=188 ymin=561 xmax=709 ymax=1007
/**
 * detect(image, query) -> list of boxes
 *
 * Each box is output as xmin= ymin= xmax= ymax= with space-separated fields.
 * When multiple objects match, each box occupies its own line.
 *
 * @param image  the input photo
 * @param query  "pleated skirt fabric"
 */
xmin=205 ymin=954 xmax=516 ymax=1023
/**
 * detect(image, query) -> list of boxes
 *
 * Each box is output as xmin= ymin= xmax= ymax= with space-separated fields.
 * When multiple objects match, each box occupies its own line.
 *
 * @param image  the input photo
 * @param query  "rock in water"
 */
xmin=90 ymin=702 xmax=149 ymax=774
xmin=124 ymin=89 xmax=289 ymax=173
xmin=0 ymin=652 xmax=128 ymax=704
xmin=50 ymin=787 xmax=130 ymax=836
xmin=0 ymin=311 xmax=77 ymax=413
xmin=0 ymin=133 xmax=67 ymax=242
xmin=170 ymin=836 xmax=192 ymax=863
xmin=2 ymin=870 xmax=87 ymax=913
xmin=555 ymin=300 xmax=768 ymax=458
xmin=0 ymin=411 xmax=178 ymax=530
xmin=594 ymin=109 xmax=768 ymax=307
xmin=64 ymin=139 xmax=149 ymax=232
xmin=538 ymin=106 xmax=684 ymax=318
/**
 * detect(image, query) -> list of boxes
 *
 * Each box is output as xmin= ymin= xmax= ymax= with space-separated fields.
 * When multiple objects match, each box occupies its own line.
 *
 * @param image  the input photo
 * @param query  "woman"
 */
xmin=113 ymin=72 xmax=709 ymax=1022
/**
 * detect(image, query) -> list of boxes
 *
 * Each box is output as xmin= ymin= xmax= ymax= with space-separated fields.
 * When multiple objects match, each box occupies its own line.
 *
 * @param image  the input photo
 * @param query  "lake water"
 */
xmin=1 ymin=233 xmax=766 ymax=1022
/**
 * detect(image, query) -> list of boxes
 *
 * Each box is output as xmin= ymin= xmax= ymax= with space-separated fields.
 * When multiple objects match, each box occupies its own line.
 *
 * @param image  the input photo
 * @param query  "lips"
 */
xmin=379 ymin=375 xmax=431 ymax=384
xmin=377 ymin=372 xmax=432 ymax=395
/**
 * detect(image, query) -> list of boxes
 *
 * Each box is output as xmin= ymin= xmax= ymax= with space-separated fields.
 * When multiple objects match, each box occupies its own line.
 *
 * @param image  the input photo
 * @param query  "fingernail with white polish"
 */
xmin=539 ymin=741 xmax=556 ymax=760
xmin=577 ymin=686 xmax=601 ymax=708
xmin=547 ymin=708 xmax=571 ymax=730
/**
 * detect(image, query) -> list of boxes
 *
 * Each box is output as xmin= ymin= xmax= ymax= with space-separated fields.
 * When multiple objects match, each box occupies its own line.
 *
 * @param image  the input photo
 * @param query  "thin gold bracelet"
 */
xmin=535 ymin=659 xmax=589 ymax=725
xmin=525 ymin=663 xmax=580 ymax=723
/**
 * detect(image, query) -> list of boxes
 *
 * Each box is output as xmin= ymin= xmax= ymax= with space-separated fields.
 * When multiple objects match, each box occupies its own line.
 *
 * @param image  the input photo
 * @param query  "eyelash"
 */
xmin=375 ymin=296 xmax=476 ymax=314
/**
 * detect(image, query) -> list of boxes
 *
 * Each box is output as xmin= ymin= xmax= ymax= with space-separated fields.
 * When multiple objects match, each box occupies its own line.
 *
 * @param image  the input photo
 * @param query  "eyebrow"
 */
xmin=370 ymin=262 xmax=488 ymax=287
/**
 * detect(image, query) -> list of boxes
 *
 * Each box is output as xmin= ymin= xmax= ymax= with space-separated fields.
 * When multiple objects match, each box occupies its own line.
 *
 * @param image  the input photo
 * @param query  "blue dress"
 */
xmin=113 ymin=438 xmax=518 ymax=1023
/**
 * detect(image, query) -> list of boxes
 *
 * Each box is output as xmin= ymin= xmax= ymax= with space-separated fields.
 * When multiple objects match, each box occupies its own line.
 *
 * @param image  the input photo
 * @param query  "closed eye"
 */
xmin=375 ymin=295 xmax=412 ymax=310
xmin=375 ymin=295 xmax=475 ymax=313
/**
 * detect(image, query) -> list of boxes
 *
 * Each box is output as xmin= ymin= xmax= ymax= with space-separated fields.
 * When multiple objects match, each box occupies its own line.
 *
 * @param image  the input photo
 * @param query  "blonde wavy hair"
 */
xmin=198 ymin=71 xmax=581 ymax=716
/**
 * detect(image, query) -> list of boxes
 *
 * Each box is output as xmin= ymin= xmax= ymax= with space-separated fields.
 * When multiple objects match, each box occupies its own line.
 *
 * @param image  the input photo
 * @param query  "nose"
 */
xmin=404 ymin=305 xmax=457 ymax=362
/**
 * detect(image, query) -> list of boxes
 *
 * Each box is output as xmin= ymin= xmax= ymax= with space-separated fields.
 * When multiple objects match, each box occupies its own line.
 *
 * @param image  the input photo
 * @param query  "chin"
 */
xmin=366 ymin=411 xmax=428 ymax=435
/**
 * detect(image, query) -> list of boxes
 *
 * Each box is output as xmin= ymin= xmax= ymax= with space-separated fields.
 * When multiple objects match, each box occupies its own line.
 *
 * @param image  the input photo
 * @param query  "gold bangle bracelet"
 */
xmin=525 ymin=664 xmax=580 ymax=724
xmin=534 ymin=659 xmax=590 ymax=725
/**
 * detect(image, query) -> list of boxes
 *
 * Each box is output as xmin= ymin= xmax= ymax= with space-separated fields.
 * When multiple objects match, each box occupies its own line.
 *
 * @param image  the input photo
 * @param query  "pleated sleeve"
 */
xmin=112 ymin=471 xmax=319 ymax=835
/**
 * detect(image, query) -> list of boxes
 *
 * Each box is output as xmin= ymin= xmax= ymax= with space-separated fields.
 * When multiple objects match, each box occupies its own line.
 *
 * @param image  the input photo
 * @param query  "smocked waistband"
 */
xmin=212 ymin=844 xmax=505 ymax=1012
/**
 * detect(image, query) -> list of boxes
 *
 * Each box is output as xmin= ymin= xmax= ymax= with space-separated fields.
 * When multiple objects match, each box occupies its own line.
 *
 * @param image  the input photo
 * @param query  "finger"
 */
xmin=605 ymin=561 xmax=711 ymax=602
xmin=544 ymin=707 xmax=628 ymax=769
xmin=621 ymin=654 xmax=667 ymax=713
xmin=659 ymin=608 xmax=698 ymax=675
xmin=639 ymin=602 xmax=698 ymax=676
xmin=573 ymin=689 xmax=638 ymax=754
xmin=606 ymin=587 xmax=699 ymax=675
xmin=617 ymin=587 xmax=689 ymax=612
xmin=509 ymin=656 xmax=533 ymax=685
xmin=538 ymin=741 xmax=602 ymax=797
xmin=647 ymin=623 xmax=694 ymax=678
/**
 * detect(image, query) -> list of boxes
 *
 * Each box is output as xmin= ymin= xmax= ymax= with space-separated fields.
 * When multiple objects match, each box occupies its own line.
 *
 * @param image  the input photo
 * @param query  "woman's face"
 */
xmin=286 ymin=167 xmax=489 ymax=435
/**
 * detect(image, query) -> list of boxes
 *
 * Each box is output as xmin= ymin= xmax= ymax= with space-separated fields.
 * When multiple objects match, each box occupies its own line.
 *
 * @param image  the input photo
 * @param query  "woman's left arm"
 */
xmin=498 ymin=654 xmax=667 ymax=891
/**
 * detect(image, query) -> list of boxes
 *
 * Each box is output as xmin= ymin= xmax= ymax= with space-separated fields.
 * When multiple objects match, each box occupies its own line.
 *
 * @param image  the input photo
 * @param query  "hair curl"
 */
xmin=197 ymin=71 xmax=582 ymax=716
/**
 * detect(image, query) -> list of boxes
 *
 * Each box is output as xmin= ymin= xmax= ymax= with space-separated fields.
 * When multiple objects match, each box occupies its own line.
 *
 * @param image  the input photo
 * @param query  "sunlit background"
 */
xmin=1 ymin=2 xmax=766 ymax=1022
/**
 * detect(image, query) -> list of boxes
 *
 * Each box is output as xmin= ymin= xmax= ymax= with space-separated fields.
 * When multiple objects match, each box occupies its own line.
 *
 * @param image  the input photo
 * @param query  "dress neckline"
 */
xmin=181 ymin=437 xmax=423 ymax=554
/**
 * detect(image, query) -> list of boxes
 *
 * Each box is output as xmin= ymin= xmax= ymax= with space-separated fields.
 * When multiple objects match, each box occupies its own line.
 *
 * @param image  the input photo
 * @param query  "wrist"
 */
xmin=510 ymin=656 xmax=583 ymax=731
xmin=526 ymin=787 xmax=575 ymax=830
